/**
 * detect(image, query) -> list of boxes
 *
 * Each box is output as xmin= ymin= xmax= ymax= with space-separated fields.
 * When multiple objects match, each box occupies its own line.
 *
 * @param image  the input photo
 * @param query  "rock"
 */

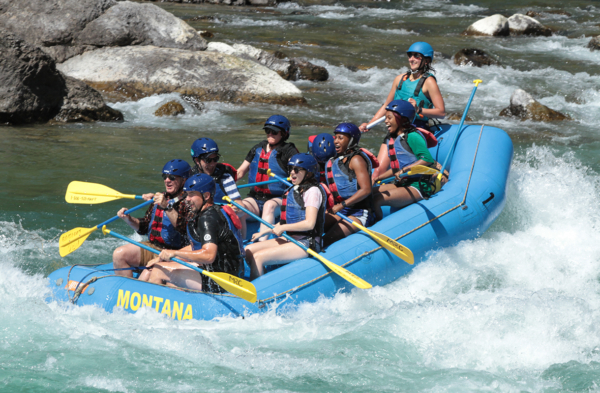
xmin=463 ymin=14 xmax=509 ymax=37
xmin=199 ymin=31 xmax=214 ymax=39
xmin=507 ymin=14 xmax=552 ymax=37
xmin=446 ymin=112 xmax=473 ymax=122
xmin=53 ymin=76 xmax=124 ymax=122
xmin=206 ymin=42 xmax=328 ymax=81
xmin=154 ymin=101 xmax=185 ymax=117
xmin=0 ymin=30 xmax=121 ymax=125
xmin=57 ymin=46 xmax=305 ymax=105
xmin=588 ymin=36 xmax=600 ymax=51
xmin=181 ymin=94 xmax=205 ymax=111
xmin=499 ymin=89 xmax=570 ymax=121
xmin=0 ymin=0 xmax=115 ymax=47
xmin=40 ymin=45 xmax=98 ymax=64
xmin=453 ymin=48 xmax=500 ymax=67
xmin=74 ymin=1 xmax=206 ymax=51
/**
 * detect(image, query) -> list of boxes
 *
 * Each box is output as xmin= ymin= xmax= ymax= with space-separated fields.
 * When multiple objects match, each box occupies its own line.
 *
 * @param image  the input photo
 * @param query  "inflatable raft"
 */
xmin=46 ymin=124 xmax=513 ymax=321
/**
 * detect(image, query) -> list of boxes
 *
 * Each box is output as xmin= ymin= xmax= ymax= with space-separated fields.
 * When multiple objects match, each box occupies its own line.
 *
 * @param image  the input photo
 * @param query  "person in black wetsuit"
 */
xmin=139 ymin=174 xmax=244 ymax=292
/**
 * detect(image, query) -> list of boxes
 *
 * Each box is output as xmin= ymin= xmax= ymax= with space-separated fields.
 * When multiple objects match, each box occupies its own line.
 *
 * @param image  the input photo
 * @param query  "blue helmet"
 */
xmin=264 ymin=115 xmax=291 ymax=134
xmin=386 ymin=100 xmax=416 ymax=121
xmin=191 ymin=138 xmax=219 ymax=158
xmin=311 ymin=133 xmax=336 ymax=163
xmin=407 ymin=42 xmax=434 ymax=59
xmin=183 ymin=173 xmax=216 ymax=196
xmin=288 ymin=153 xmax=319 ymax=180
xmin=163 ymin=159 xmax=191 ymax=179
xmin=334 ymin=123 xmax=361 ymax=146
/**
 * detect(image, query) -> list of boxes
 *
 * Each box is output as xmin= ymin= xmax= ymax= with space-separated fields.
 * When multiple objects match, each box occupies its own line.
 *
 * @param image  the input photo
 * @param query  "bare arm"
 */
xmin=360 ymin=74 xmax=405 ymax=131
xmin=421 ymin=77 xmax=446 ymax=119
xmin=158 ymin=243 xmax=218 ymax=265
xmin=236 ymin=160 xmax=251 ymax=181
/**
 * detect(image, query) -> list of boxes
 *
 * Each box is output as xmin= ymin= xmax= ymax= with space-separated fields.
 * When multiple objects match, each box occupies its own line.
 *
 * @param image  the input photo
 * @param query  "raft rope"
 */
xmin=256 ymin=125 xmax=485 ymax=307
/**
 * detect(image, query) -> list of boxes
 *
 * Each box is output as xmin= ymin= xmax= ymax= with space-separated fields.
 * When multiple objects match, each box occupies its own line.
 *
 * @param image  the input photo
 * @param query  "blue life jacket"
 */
xmin=279 ymin=183 xmax=327 ymax=245
xmin=148 ymin=204 xmax=185 ymax=249
xmin=387 ymin=130 xmax=427 ymax=173
xmin=325 ymin=148 xmax=373 ymax=210
xmin=248 ymin=142 xmax=291 ymax=198
xmin=394 ymin=72 xmax=435 ymax=122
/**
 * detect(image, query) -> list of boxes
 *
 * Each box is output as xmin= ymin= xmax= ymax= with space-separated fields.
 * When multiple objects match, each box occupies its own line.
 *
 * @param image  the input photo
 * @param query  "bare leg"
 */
xmin=146 ymin=262 xmax=204 ymax=291
xmin=323 ymin=213 xmax=360 ymax=248
xmin=112 ymin=243 xmax=143 ymax=278
xmin=373 ymin=185 xmax=422 ymax=220
xmin=245 ymin=238 xmax=308 ymax=279
xmin=372 ymin=183 xmax=397 ymax=221
xmin=259 ymin=198 xmax=282 ymax=240
xmin=138 ymin=257 xmax=160 ymax=282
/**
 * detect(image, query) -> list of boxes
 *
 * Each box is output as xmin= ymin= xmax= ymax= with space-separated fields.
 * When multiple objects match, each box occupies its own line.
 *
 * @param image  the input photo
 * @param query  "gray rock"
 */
xmin=0 ymin=30 xmax=122 ymax=125
xmin=0 ymin=0 xmax=115 ymax=47
xmin=499 ymin=89 xmax=570 ymax=121
xmin=453 ymin=48 xmax=500 ymax=67
xmin=154 ymin=101 xmax=185 ymax=117
xmin=588 ymin=36 xmax=600 ymax=51
xmin=40 ymin=45 xmax=98 ymax=64
xmin=507 ymin=14 xmax=552 ymax=37
xmin=74 ymin=1 xmax=207 ymax=51
xmin=53 ymin=76 xmax=123 ymax=122
xmin=463 ymin=14 xmax=509 ymax=37
xmin=181 ymin=94 xmax=205 ymax=111
xmin=57 ymin=46 xmax=305 ymax=105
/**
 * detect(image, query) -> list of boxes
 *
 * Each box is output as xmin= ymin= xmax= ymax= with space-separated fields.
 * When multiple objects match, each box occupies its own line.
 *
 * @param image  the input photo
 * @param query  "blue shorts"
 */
xmin=340 ymin=207 xmax=375 ymax=227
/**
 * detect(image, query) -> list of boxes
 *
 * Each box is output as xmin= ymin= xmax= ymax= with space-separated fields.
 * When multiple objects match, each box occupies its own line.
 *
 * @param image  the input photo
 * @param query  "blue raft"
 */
xmin=46 ymin=124 xmax=513 ymax=321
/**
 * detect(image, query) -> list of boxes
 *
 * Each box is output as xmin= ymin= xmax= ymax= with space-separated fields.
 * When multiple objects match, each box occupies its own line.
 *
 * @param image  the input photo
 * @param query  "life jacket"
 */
xmin=279 ymin=183 xmax=327 ymax=250
xmin=325 ymin=147 xmax=376 ymax=210
xmin=387 ymin=128 xmax=437 ymax=174
xmin=394 ymin=72 xmax=435 ymax=122
xmin=211 ymin=163 xmax=238 ymax=205
xmin=148 ymin=200 xmax=186 ymax=249
xmin=248 ymin=141 xmax=293 ymax=198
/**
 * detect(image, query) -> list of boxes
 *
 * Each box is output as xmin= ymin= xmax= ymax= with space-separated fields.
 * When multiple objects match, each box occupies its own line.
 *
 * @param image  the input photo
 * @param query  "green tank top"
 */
xmin=394 ymin=74 xmax=434 ymax=122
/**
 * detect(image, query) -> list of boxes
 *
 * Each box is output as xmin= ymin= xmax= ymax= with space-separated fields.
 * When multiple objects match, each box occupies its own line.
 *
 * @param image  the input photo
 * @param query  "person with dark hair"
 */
xmin=244 ymin=153 xmax=327 ymax=279
xmin=236 ymin=115 xmax=299 ymax=241
xmin=112 ymin=159 xmax=192 ymax=278
xmin=139 ymin=174 xmax=245 ymax=292
xmin=372 ymin=100 xmax=448 ymax=221
xmin=308 ymin=133 xmax=336 ymax=183
xmin=359 ymin=41 xmax=446 ymax=132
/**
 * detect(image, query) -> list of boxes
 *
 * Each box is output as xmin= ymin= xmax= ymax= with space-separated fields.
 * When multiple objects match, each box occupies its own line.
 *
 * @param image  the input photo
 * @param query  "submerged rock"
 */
xmin=0 ymin=30 xmax=122 ymax=125
xmin=588 ymin=36 xmax=600 ymax=51
xmin=499 ymin=89 xmax=570 ymax=121
xmin=206 ymin=42 xmax=328 ymax=81
xmin=181 ymin=94 xmax=205 ymax=111
xmin=154 ymin=101 xmax=185 ymax=117
xmin=453 ymin=48 xmax=500 ymax=67
xmin=74 ymin=1 xmax=207 ymax=51
xmin=57 ymin=46 xmax=305 ymax=105
xmin=446 ymin=112 xmax=473 ymax=122
xmin=507 ymin=14 xmax=552 ymax=37
xmin=463 ymin=14 xmax=509 ymax=37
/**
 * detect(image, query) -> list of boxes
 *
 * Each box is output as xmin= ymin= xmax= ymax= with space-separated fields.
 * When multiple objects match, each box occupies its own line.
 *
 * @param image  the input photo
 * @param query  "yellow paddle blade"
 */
xmin=65 ymin=181 xmax=137 ymax=204
xmin=59 ymin=226 xmax=98 ymax=257
xmin=408 ymin=165 xmax=439 ymax=176
xmin=202 ymin=271 xmax=258 ymax=303
xmin=350 ymin=221 xmax=414 ymax=265
xmin=306 ymin=249 xmax=372 ymax=289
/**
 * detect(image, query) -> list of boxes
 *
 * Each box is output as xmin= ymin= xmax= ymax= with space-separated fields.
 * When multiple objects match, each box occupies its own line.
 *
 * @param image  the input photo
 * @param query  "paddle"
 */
xmin=223 ymin=196 xmax=372 ymax=289
xmin=237 ymin=179 xmax=280 ymax=189
xmin=101 ymin=226 xmax=257 ymax=303
xmin=435 ymin=79 xmax=482 ymax=188
xmin=377 ymin=165 xmax=440 ymax=184
xmin=65 ymin=181 xmax=145 ymax=204
xmin=59 ymin=199 xmax=154 ymax=257
xmin=267 ymin=170 xmax=414 ymax=265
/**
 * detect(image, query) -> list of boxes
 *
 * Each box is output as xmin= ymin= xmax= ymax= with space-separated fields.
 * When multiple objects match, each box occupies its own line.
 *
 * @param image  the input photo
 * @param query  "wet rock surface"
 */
xmin=53 ymin=76 xmax=124 ymax=122
xmin=507 ymin=14 xmax=552 ymax=37
xmin=154 ymin=101 xmax=185 ymax=117
xmin=445 ymin=113 xmax=473 ymax=122
xmin=463 ymin=14 xmax=509 ymax=37
xmin=57 ymin=46 xmax=305 ymax=105
xmin=453 ymin=48 xmax=500 ymax=67
xmin=588 ymin=36 xmax=600 ymax=51
xmin=499 ymin=89 xmax=570 ymax=122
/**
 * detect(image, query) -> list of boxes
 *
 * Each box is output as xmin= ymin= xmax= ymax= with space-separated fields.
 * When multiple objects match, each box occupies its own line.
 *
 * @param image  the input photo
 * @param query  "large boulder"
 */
xmin=507 ymin=14 xmax=552 ymax=37
xmin=588 ymin=36 xmax=600 ymax=51
xmin=0 ymin=30 xmax=122 ymax=124
xmin=74 ymin=1 xmax=207 ymax=51
xmin=463 ymin=14 xmax=509 ymax=37
xmin=206 ymin=42 xmax=328 ymax=81
xmin=499 ymin=89 xmax=570 ymax=122
xmin=453 ymin=48 xmax=500 ymax=67
xmin=57 ymin=46 xmax=305 ymax=105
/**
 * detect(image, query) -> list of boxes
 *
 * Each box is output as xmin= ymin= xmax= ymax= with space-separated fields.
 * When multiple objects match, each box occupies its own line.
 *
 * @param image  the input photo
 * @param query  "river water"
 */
xmin=2 ymin=0 xmax=600 ymax=391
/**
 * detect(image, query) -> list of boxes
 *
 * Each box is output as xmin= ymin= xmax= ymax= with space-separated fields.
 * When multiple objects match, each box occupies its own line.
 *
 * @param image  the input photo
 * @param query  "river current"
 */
xmin=2 ymin=0 xmax=600 ymax=391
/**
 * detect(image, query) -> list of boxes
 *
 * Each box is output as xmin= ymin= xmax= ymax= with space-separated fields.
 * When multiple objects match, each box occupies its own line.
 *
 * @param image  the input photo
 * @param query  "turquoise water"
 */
xmin=2 ymin=0 xmax=600 ymax=391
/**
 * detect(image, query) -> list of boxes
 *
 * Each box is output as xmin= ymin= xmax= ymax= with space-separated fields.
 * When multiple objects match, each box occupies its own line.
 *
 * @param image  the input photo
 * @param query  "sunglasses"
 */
xmin=265 ymin=128 xmax=281 ymax=136
xmin=201 ymin=155 xmax=220 ymax=164
xmin=407 ymin=52 xmax=423 ymax=59
xmin=162 ymin=174 xmax=180 ymax=181
xmin=289 ymin=166 xmax=305 ymax=174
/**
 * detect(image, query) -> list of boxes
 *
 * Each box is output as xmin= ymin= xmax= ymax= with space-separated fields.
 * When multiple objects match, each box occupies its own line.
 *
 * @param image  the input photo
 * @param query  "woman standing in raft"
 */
xmin=372 ymin=100 xmax=448 ymax=222
xmin=322 ymin=123 xmax=378 ymax=247
xmin=359 ymin=41 xmax=446 ymax=132
xmin=245 ymin=153 xmax=327 ymax=279
xmin=237 ymin=115 xmax=299 ymax=241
